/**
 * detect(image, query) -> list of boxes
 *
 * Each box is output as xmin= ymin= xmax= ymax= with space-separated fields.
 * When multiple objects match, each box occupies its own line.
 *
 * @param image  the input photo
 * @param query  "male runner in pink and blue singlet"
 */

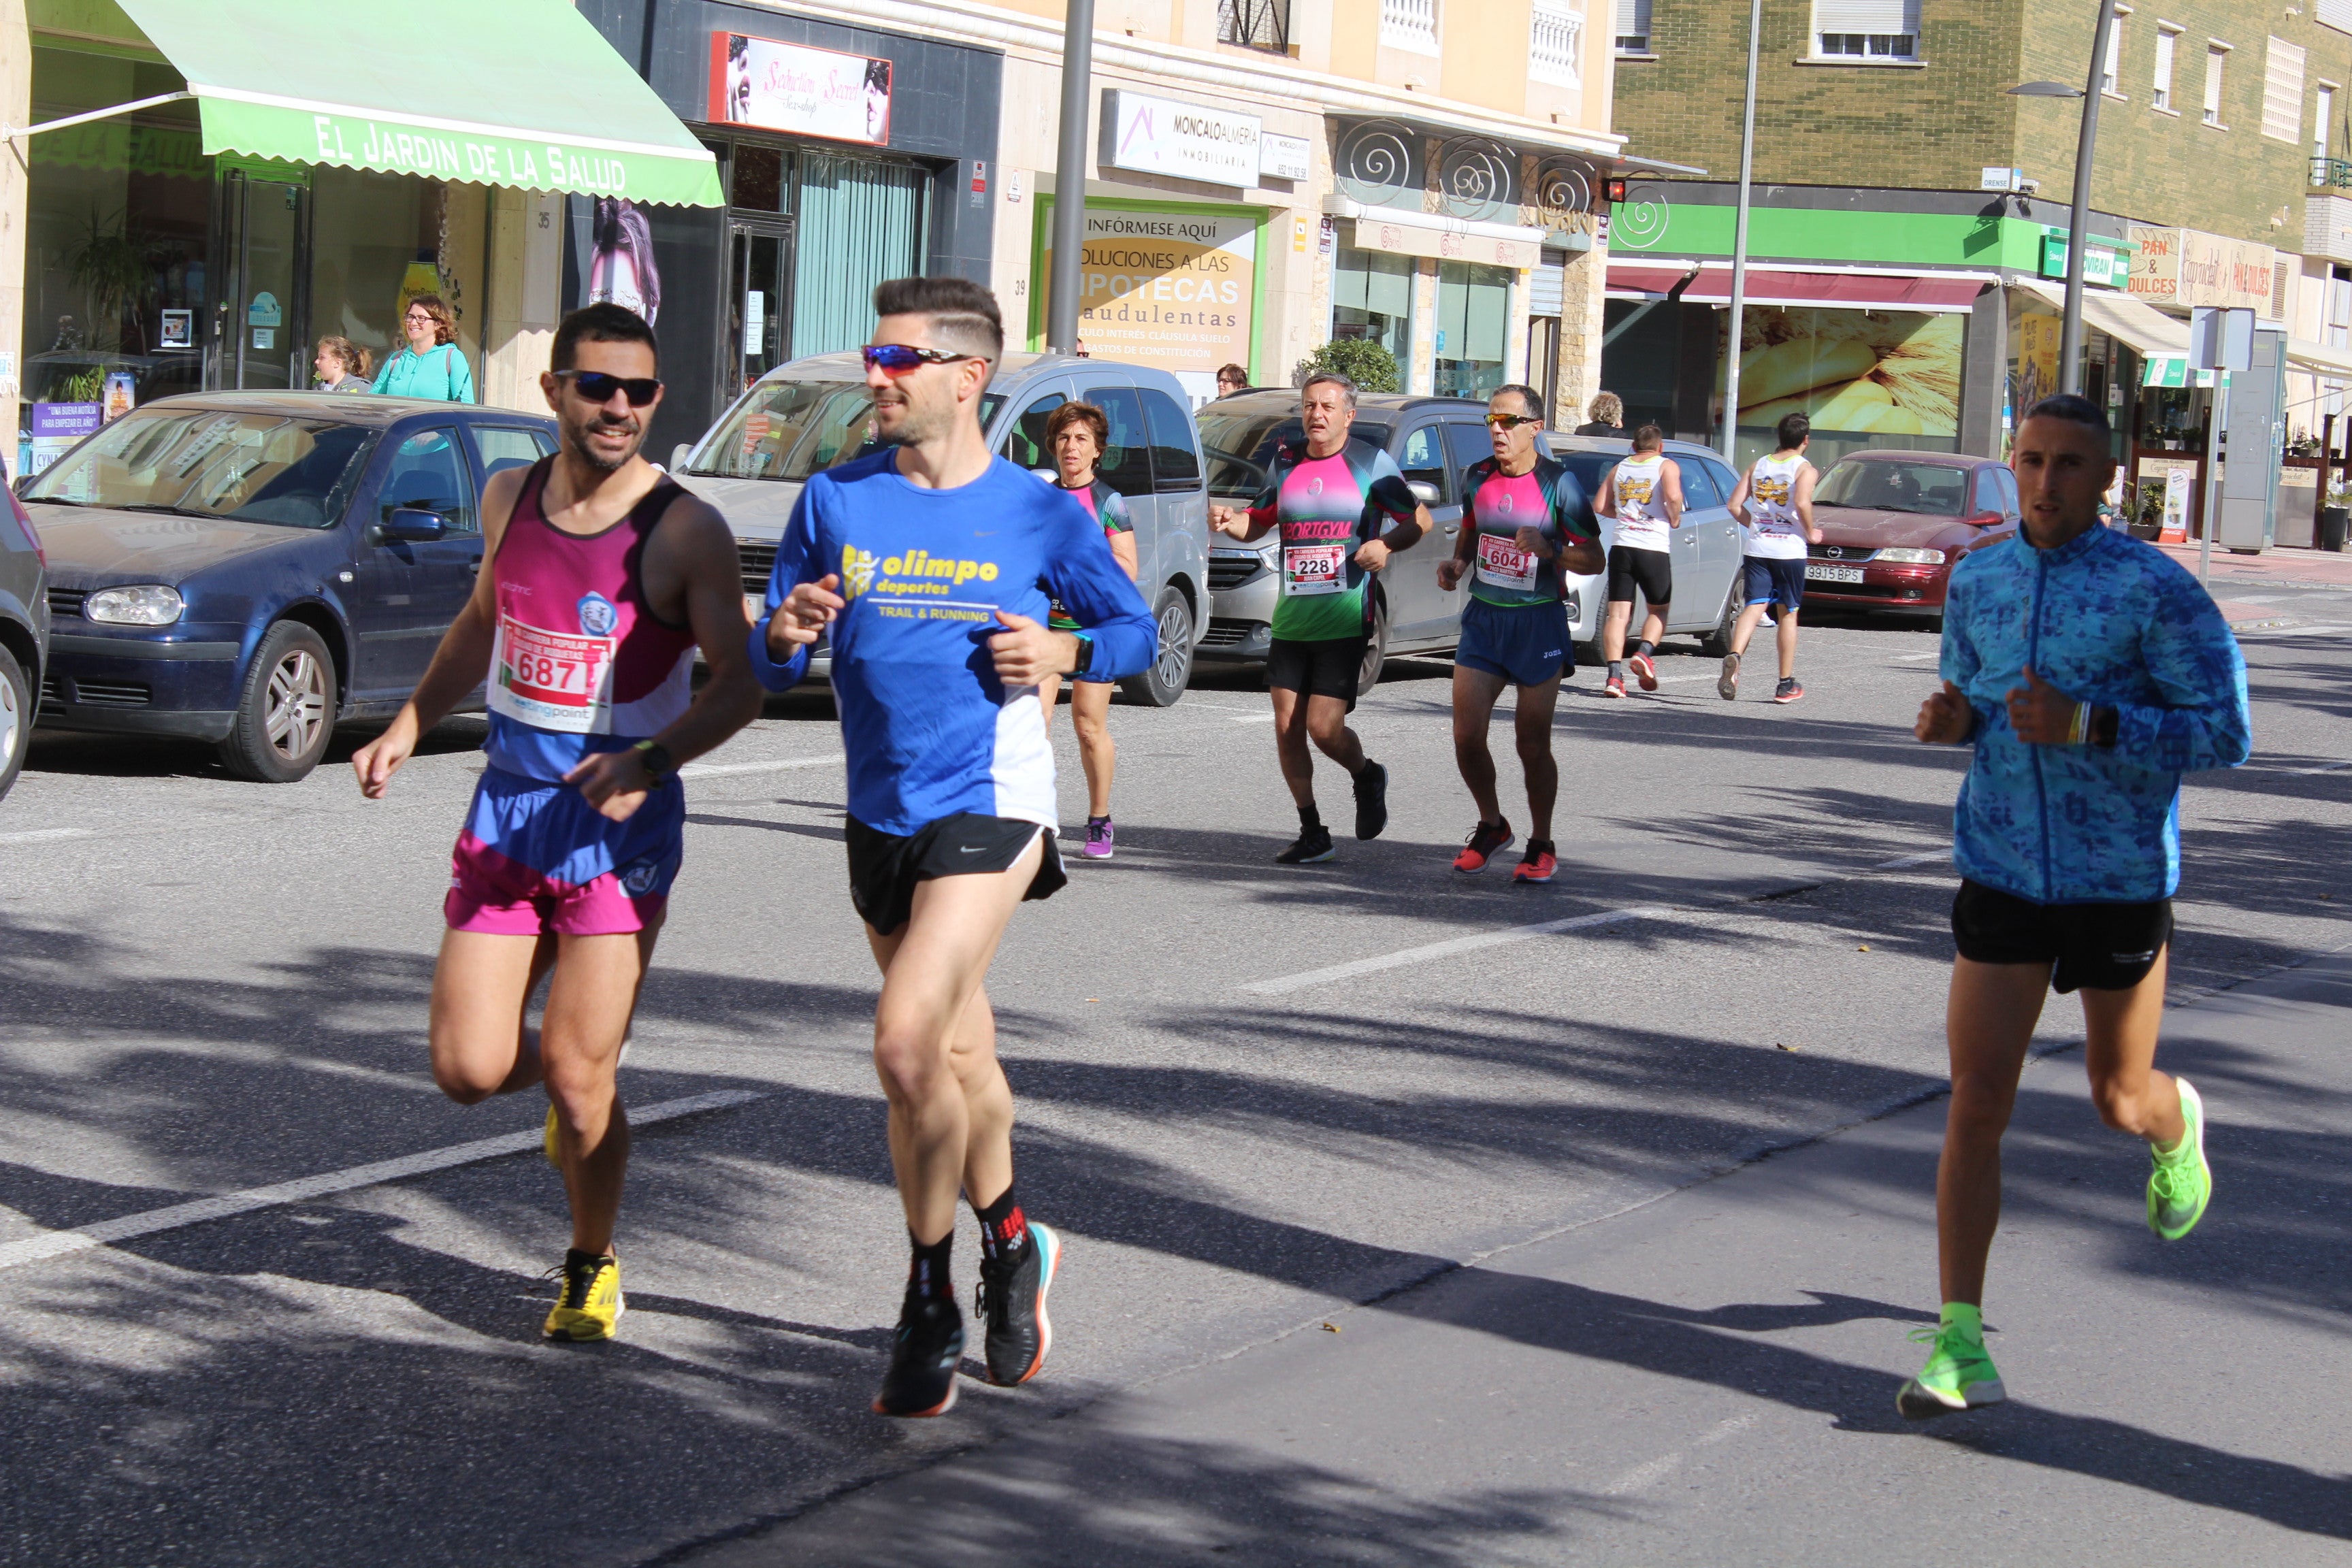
xmin=353 ymin=304 xmax=760 ymax=1341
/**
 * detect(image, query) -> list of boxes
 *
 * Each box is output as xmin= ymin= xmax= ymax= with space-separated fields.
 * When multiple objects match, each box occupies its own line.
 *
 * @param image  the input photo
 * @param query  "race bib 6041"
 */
xmin=1476 ymin=532 xmax=1538 ymax=589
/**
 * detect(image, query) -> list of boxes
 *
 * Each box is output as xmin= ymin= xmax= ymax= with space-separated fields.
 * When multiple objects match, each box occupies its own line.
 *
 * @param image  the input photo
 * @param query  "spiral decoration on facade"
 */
xmin=1612 ymin=179 xmax=1672 ymax=250
xmin=1435 ymin=135 xmax=1518 ymax=223
xmin=1533 ymin=155 xmax=1596 ymax=229
xmin=1335 ymin=120 xmax=1420 ymax=207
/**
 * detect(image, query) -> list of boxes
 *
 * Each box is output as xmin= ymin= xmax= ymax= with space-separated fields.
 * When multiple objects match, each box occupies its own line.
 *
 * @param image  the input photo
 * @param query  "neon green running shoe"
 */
xmin=1897 ymin=1323 xmax=2005 ymax=1420
xmin=2148 ymin=1076 xmax=2211 ymax=1241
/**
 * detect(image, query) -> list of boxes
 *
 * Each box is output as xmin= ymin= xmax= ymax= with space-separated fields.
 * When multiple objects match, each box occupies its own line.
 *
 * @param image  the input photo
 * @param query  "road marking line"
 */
xmin=1228 ymin=712 xmax=1276 ymax=723
xmin=1873 ymin=850 xmax=1950 ymax=869
xmin=679 ymin=753 xmax=845 ymax=779
xmin=1245 ymin=907 xmax=1669 ymax=996
xmin=1892 ymin=651 xmax=1940 ymax=662
xmin=2241 ymin=623 xmax=2352 ymax=638
xmin=0 ymin=1089 xmax=765 ymax=1274
xmin=2289 ymin=759 xmax=2351 ymax=776
xmin=0 ymin=828 xmax=93 ymax=847
xmin=1602 ymin=1451 xmax=1684 ymax=1497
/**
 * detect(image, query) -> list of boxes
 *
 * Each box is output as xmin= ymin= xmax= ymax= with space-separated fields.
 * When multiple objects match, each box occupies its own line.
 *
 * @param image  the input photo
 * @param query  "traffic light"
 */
xmin=1604 ymin=176 xmax=1629 ymax=203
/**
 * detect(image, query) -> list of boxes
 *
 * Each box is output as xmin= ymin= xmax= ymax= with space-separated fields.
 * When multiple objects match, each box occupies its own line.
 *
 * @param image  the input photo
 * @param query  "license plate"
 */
xmin=1806 ymin=564 xmax=1864 ymax=584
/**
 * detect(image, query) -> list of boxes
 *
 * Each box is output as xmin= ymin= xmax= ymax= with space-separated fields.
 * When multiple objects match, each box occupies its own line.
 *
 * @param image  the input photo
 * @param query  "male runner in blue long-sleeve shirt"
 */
xmin=752 ymin=277 xmax=1153 ymax=1418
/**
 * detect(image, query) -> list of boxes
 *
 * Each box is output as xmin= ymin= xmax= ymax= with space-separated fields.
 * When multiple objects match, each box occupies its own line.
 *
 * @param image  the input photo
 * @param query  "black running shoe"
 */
xmin=1353 ymin=761 xmax=1390 ymax=840
xmin=1275 ymin=827 xmax=1337 ymax=864
xmin=872 ymin=1292 xmax=964 ymax=1417
xmin=977 ymin=1222 xmax=1060 ymax=1386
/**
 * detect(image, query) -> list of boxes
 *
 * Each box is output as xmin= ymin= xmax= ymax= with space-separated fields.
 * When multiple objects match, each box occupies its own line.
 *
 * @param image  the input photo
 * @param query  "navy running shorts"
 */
xmin=1742 ymin=556 xmax=1807 ymax=614
xmin=1951 ymin=879 xmax=2172 ymax=994
xmin=1455 ymin=595 xmax=1571 ymax=687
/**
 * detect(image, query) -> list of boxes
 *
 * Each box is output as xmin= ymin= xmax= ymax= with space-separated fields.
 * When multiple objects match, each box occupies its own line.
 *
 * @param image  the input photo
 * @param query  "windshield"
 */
xmin=686 ymin=378 xmax=1005 ymax=482
xmin=1194 ymin=410 xmax=1394 ymax=502
xmin=1816 ymin=460 xmax=1967 ymax=517
xmin=24 ymin=408 xmax=377 ymax=529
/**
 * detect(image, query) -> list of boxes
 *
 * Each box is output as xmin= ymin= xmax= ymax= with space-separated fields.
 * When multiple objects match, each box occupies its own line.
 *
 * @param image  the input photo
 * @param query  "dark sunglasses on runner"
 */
xmin=1484 ymin=412 xmax=1541 ymax=430
xmin=862 ymin=344 xmax=983 ymax=374
xmin=555 ymin=370 xmax=663 ymax=406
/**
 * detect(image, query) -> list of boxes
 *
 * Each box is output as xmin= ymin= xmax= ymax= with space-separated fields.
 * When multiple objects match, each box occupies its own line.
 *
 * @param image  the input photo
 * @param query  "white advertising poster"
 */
xmin=1106 ymin=91 xmax=1262 ymax=188
xmin=710 ymin=33 xmax=892 ymax=147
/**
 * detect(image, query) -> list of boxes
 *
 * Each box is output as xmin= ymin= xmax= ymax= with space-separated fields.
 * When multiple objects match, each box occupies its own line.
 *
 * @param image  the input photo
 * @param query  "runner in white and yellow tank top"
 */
xmin=1722 ymin=412 xmax=1824 ymax=704
xmin=1593 ymin=425 xmax=1683 ymax=697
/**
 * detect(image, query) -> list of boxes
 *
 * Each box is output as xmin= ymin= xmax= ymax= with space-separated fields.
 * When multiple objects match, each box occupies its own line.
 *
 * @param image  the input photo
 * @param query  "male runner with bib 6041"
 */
xmin=353 ymin=304 xmax=760 ymax=1342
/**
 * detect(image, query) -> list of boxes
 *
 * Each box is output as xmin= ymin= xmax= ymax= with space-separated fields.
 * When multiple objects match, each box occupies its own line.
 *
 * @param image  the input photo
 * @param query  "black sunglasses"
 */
xmin=556 ymin=370 xmax=663 ymax=406
xmin=862 ymin=344 xmax=983 ymax=373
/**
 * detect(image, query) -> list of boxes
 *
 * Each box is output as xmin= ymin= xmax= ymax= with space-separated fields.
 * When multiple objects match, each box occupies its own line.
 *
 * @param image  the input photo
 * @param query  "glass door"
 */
xmin=722 ymin=218 xmax=794 ymax=409
xmin=210 ymin=171 xmax=310 ymax=391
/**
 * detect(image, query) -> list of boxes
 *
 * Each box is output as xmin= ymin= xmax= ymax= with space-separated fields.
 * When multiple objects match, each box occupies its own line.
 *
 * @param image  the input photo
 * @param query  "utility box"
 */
xmin=2219 ymin=327 xmax=2287 ymax=551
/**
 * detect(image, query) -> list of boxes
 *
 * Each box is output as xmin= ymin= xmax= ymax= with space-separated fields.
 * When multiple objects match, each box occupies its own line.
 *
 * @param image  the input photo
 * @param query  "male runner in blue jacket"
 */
xmin=752 ymin=278 xmax=1154 ymax=1418
xmin=1900 ymin=393 xmax=2251 ymax=1420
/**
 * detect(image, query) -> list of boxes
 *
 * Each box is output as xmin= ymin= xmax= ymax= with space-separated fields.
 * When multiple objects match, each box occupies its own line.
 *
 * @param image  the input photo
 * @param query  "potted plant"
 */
xmin=1293 ymin=338 xmax=1402 ymax=394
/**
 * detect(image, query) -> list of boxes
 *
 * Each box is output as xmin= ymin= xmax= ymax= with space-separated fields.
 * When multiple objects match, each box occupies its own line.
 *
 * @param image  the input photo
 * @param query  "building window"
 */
xmin=2100 ymin=8 xmax=2129 ymax=97
xmin=1531 ymin=3 xmax=1584 ymax=86
xmin=1812 ymin=1 xmax=1919 ymax=61
xmin=2318 ymin=82 xmax=2338 ymax=159
xmin=2154 ymin=25 xmax=2178 ymax=110
xmin=1330 ymin=247 xmax=1415 ymax=371
xmin=2204 ymin=42 xmax=2229 ymax=127
xmin=1379 ymin=0 xmax=1439 ymax=54
xmin=1434 ymin=261 xmax=1512 ymax=399
xmin=2263 ymin=35 xmax=2306 ymax=142
xmin=1614 ymin=0 xmax=1651 ymax=55
xmin=1217 ymin=0 xmax=1289 ymax=54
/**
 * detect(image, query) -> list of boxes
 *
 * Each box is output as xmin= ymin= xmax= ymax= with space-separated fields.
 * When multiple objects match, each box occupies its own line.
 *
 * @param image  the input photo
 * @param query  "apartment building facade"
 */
xmin=1605 ymin=0 xmax=2352 ymax=541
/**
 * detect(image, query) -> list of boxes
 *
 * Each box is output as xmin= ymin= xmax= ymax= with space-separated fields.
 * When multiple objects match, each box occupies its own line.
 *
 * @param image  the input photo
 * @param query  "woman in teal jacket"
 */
xmin=373 ymin=294 xmax=475 ymax=403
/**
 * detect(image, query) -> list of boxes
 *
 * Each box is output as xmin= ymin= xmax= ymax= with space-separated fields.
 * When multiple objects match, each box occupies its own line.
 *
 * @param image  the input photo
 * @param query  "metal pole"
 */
xmin=2061 ymin=0 xmax=2119 ymax=395
xmin=1046 ymin=0 xmax=1096 ymax=353
xmin=1720 ymin=0 xmax=1763 ymax=463
xmin=2199 ymin=377 xmax=2227 ymax=583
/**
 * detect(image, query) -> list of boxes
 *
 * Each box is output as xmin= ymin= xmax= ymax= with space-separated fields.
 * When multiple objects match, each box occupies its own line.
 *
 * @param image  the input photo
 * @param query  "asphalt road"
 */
xmin=1 ymin=585 xmax=2347 ymax=1567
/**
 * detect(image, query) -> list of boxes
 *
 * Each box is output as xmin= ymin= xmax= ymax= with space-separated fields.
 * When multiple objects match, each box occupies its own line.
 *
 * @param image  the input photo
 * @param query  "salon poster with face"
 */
xmin=709 ymin=33 xmax=892 ymax=147
xmin=585 ymin=198 xmax=661 ymax=325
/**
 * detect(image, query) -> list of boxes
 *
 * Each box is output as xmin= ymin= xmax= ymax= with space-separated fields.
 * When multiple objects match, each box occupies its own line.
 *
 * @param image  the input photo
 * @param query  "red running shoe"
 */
xmin=1513 ymin=843 xmax=1558 ymax=883
xmin=1628 ymin=650 xmax=1659 ymax=691
xmin=1453 ymin=819 xmax=1515 ymax=874
xmin=1601 ymin=676 xmax=1627 ymax=700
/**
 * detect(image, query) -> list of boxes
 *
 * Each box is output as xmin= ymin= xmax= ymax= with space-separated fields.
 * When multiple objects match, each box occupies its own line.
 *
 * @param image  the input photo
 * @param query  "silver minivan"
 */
xmin=1195 ymin=391 xmax=1745 ymax=680
xmin=670 ymin=350 xmax=1210 ymax=705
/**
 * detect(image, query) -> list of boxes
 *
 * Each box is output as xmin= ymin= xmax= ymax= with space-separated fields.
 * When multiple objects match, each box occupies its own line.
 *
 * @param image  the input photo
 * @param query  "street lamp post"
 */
xmin=1046 ymin=0 xmax=1096 ymax=354
xmin=1720 ymin=0 xmax=1764 ymax=464
xmin=2009 ymin=0 xmax=2119 ymax=397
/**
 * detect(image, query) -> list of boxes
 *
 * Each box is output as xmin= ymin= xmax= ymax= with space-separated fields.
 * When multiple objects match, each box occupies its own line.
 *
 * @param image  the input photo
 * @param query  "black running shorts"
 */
xmin=1605 ymin=544 xmax=1673 ymax=607
xmin=1950 ymin=878 xmax=2171 ymax=994
xmin=1267 ymin=634 xmax=1367 ymax=706
xmin=845 ymin=812 xmax=1066 ymax=938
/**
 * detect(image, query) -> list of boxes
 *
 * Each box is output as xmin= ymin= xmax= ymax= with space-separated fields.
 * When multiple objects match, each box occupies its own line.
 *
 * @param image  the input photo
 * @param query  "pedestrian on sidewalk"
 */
xmin=1573 ymin=392 xmax=1625 ymax=437
xmin=1035 ymin=399 xmax=1139 ymax=859
xmin=1900 ymin=392 xmax=2251 ymax=1421
xmin=1720 ymin=412 xmax=1823 ymax=704
xmin=312 ymin=336 xmax=373 ymax=392
xmin=374 ymin=295 xmax=476 ymax=403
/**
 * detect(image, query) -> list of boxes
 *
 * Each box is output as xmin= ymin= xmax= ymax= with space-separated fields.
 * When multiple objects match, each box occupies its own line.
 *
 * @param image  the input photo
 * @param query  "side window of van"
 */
xmin=1003 ymin=393 xmax=1065 ymax=472
xmin=1082 ymin=385 xmax=1154 ymax=498
xmin=1139 ymin=387 xmax=1201 ymax=492
xmin=1398 ymin=425 xmax=1452 ymax=503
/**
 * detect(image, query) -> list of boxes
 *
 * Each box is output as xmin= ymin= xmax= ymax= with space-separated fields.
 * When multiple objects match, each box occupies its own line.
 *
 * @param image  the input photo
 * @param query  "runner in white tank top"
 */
xmin=1722 ymin=411 xmax=1823 ymax=704
xmin=1594 ymin=426 xmax=1683 ymax=696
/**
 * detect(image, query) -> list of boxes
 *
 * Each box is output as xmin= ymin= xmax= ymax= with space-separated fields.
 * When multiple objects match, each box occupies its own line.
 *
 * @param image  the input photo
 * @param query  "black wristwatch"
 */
xmin=1069 ymin=632 xmax=1095 ymax=676
xmin=632 ymin=739 xmax=676 ymax=784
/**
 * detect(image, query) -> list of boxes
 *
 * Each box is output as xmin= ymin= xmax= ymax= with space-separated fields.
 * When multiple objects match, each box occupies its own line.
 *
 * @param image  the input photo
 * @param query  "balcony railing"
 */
xmin=1380 ymin=0 xmax=1439 ymax=54
xmin=2313 ymin=155 xmax=2352 ymax=189
xmin=1217 ymin=0 xmax=1289 ymax=54
xmin=1531 ymin=3 xmax=1583 ymax=86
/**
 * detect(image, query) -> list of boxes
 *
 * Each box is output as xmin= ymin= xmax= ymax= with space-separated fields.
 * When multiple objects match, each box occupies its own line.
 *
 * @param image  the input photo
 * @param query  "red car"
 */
xmin=1799 ymin=450 xmax=2021 ymax=623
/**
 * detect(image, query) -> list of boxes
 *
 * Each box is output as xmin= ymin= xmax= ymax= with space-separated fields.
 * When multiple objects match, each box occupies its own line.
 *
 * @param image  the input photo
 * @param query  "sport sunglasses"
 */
xmin=1484 ymin=412 xmax=1542 ymax=430
xmin=862 ymin=344 xmax=985 ymax=374
xmin=555 ymin=369 xmax=664 ymax=406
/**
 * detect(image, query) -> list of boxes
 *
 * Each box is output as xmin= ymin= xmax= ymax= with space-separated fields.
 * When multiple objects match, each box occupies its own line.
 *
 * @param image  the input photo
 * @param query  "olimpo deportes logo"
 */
xmin=840 ymin=544 xmax=880 ymax=599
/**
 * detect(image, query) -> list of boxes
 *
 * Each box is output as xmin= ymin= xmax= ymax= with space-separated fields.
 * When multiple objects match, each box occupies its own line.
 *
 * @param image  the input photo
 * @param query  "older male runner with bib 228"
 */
xmin=1436 ymin=384 xmax=1603 ymax=882
xmin=1722 ymin=412 xmax=1823 ymax=704
xmin=755 ymin=278 xmax=1155 ymax=1418
xmin=1899 ymin=393 xmax=2249 ymax=1421
xmin=353 ymin=304 xmax=761 ymax=1341
xmin=1593 ymin=425 xmax=1683 ymax=699
xmin=1209 ymin=372 xmax=1431 ymax=864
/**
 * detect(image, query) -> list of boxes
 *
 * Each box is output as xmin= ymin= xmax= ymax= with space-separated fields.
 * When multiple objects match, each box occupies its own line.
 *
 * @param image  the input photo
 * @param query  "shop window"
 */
xmin=1085 ymin=386 xmax=1154 ymax=498
xmin=380 ymin=427 xmax=476 ymax=532
xmin=732 ymin=144 xmax=785 ymax=212
xmin=1434 ymin=261 xmax=1509 ymax=401
xmin=1004 ymin=393 xmax=1066 ymax=471
xmin=310 ymin=167 xmax=437 ymax=380
xmin=1330 ymin=247 xmax=1414 ymax=373
xmin=792 ymin=153 xmax=928 ymax=359
xmin=1139 ymin=387 xmax=1202 ymax=491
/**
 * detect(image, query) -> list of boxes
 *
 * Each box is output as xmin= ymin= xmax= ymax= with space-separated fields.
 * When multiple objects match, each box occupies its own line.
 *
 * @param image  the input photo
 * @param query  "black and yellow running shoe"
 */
xmin=542 ymin=1249 xmax=623 ymax=1341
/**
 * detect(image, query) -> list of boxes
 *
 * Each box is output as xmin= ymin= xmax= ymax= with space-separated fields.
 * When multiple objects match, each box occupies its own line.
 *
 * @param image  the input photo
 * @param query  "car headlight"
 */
xmin=85 ymin=585 xmax=185 ymax=625
xmin=1875 ymin=547 xmax=1947 ymax=565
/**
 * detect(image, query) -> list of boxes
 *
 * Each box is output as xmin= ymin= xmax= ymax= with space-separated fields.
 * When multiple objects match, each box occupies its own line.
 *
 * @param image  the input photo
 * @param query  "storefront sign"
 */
xmin=1259 ymin=133 xmax=1313 ymax=182
xmin=1105 ymin=91 xmax=1262 ymax=188
xmin=1350 ymin=214 xmax=1543 ymax=270
xmin=102 ymin=374 xmax=136 ymax=423
xmin=2038 ymin=234 xmax=2127 ymax=289
xmin=28 ymin=403 xmax=101 ymax=476
xmin=2127 ymin=226 xmax=2276 ymax=312
xmin=709 ymin=33 xmax=893 ymax=147
xmin=159 ymin=311 xmax=193 ymax=350
xmin=1036 ymin=201 xmax=1257 ymax=376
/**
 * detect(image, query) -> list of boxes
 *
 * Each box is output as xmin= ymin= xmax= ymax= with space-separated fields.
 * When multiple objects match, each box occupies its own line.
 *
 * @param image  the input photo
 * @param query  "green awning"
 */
xmin=113 ymin=0 xmax=722 ymax=206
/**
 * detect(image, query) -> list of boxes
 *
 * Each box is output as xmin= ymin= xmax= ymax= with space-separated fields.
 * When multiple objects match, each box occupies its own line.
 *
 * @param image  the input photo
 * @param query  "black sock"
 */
xmin=1608 ymin=659 xmax=1626 ymax=679
xmin=907 ymin=1230 xmax=953 ymax=1301
xmin=1298 ymin=803 xmax=1324 ymax=834
xmin=974 ymin=1185 xmax=1028 ymax=1265
xmin=1527 ymin=838 xmax=1554 ymax=856
xmin=1087 ymin=814 xmax=1109 ymax=826
xmin=1635 ymin=638 xmax=1655 ymax=658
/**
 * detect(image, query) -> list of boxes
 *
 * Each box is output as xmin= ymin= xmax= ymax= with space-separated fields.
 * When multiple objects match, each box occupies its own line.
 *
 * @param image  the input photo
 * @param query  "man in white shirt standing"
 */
xmin=1721 ymin=412 xmax=1824 ymax=704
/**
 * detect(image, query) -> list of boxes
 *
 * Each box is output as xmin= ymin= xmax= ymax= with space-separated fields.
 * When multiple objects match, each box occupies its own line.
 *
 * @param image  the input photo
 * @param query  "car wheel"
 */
xmin=1358 ymin=595 xmax=1390 ymax=691
xmin=0 ymin=643 xmax=28 ymax=804
xmin=1119 ymin=585 xmax=1195 ymax=708
xmin=219 ymin=621 xmax=336 ymax=783
xmin=1697 ymin=584 xmax=1740 ymax=657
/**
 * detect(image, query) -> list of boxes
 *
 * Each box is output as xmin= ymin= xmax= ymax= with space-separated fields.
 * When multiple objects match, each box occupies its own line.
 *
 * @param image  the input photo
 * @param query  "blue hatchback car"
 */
xmin=17 ymin=393 xmax=557 ymax=781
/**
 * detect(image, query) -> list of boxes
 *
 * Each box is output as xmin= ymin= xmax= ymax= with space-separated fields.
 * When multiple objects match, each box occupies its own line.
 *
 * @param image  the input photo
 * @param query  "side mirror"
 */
xmin=1407 ymin=480 xmax=1441 ymax=505
xmin=1966 ymin=510 xmax=2002 ymax=527
xmin=670 ymin=443 xmax=694 ymax=472
xmin=376 ymin=507 xmax=448 ymax=543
